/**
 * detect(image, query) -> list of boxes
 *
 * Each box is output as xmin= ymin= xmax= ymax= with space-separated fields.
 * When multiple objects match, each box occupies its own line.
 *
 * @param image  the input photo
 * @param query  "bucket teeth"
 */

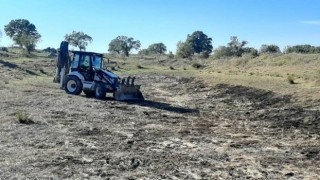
xmin=126 ymin=76 xmax=131 ymax=85
xmin=121 ymin=76 xmax=136 ymax=86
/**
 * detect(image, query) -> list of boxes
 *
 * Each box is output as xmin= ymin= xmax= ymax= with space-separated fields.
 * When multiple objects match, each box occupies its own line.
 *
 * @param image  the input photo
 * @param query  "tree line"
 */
xmin=2 ymin=19 xmax=320 ymax=58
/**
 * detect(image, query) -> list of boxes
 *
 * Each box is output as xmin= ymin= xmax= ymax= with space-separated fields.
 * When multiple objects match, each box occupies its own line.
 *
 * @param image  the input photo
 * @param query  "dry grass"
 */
xmin=0 ymin=51 xmax=319 ymax=179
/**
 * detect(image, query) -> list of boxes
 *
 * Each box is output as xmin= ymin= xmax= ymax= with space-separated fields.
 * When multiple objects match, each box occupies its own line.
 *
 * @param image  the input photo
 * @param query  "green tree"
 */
xmin=65 ymin=31 xmax=92 ymax=51
xmin=4 ymin=19 xmax=41 ymax=53
xmin=176 ymin=41 xmax=194 ymax=58
xmin=285 ymin=44 xmax=318 ymax=54
xmin=20 ymin=33 xmax=40 ymax=54
xmin=227 ymin=36 xmax=248 ymax=56
xmin=147 ymin=43 xmax=167 ymax=55
xmin=213 ymin=46 xmax=232 ymax=59
xmin=168 ymin=51 xmax=174 ymax=59
xmin=108 ymin=39 xmax=123 ymax=54
xmin=108 ymin=36 xmax=141 ymax=57
xmin=138 ymin=49 xmax=151 ymax=56
xmin=243 ymin=47 xmax=258 ymax=57
xmin=260 ymin=44 xmax=281 ymax=54
xmin=43 ymin=47 xmax=58 ymax=54
xmin=186 ymin=31 xmax=213 ymax=54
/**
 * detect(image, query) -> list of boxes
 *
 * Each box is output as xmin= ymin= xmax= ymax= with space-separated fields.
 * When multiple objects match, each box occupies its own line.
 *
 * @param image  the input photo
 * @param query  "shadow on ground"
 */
xmin=126 ymin=100 xmax=199 ymax=114
xmin=0 ymin=59 xmax=39 ymax=76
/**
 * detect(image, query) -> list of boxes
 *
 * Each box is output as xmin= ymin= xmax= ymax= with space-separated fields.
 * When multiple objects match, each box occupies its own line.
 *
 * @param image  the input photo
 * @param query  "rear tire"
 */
xmin=95 ymin=83 xmax=106 ymax=99
xmin=64 ymin=76 xmax=82 ymax=95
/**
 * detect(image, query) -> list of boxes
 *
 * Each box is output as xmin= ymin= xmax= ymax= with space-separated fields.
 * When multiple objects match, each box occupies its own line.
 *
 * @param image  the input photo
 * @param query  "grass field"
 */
xmin=0 ymin=49 xmax=319 ymax=179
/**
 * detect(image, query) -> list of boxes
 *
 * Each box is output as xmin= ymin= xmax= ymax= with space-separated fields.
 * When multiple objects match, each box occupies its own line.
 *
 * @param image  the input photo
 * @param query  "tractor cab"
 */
xmin=70 ymin=51 xmax=104 ymax=81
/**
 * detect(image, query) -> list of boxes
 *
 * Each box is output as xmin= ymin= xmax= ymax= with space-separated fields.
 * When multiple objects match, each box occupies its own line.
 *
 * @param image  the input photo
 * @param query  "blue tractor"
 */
xmin=54 ymin=41 xmax=144 ymax=101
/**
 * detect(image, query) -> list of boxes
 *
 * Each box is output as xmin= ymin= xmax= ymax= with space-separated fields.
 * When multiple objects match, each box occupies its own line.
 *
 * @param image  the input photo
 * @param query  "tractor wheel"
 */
xmin=64 ymin=76 xmax=83 ymax=95
xmin=83 ymin=90 xmax=95 ymax=97
xmin=95 ymin=83 xmax=106 ymax=99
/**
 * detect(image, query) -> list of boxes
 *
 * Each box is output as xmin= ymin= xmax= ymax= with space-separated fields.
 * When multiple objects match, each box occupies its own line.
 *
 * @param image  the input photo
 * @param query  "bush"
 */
xmin=169 ymin=66 xmax=175 ymax=70
xmin=168 ymin=51 xmax=174 ymax=59
xmin=43 ymin=47 xmax=57 ymax=54
xmin=213 ymin=46 xmax=232 ymax=59
xmin=260 ymin=44 xmax=281 ymax=54
xmin=16 ymin=110 xmax=34 ymax=124
xmin=287 ymin=74 xmax=295 ymax=84
xmin=192 ymin=62 xmax=203 ymax=69
xmin=176 ymin=41 xmax=194 ymax=58
xmin=199 ymin=51 xmax=210 ymax=59
xmin=0 ymin=47 xmax=8 ymax=52
xmin=136 ymin=64 xmax=143 ymax=69
xmin=285 ymin=44 xmax=320 ymax=54
xmin=243 ymin=47 xmax=258 ymax=57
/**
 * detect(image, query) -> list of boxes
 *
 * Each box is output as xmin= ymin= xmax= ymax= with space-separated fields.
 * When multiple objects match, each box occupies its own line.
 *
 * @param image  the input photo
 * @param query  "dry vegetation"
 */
xmin=0 ymin=49 xmax=319 ymax=179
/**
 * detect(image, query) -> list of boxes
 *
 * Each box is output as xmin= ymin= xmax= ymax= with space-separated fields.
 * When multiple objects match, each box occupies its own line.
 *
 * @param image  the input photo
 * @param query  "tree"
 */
xmin=284 ymin=44 xmax=320 ymax=54
xmin=19 ymin=33 xmax=40 ymax=54
xmin=108 ymin=36 xmax=141 ymax=57
xmin=65 ymin=31 xmax=92 ymax=51
xmin=176 ymin=41 xmax=194 ymax=58
xmin=227 ymin=36 xmax=248 ymax=56
xmin=213 ymin=46 xmax=232 ymax=59
xmin=138 ymin=49 xmax=151 ymax=56
xmin=260 ymin=44 xmax=281 ymax=54
xmin=186 ymin=31 xmax=213 ymax=54
xmin=243 ymin=47 xmax=258 ymax=57
xmin=108 ymin=39 xmax=123 ymax=54
xmin=147 ymin=43 xmax=167 ymax=55
xmin=4 ymin=19 xmax=41 ymax=53
xmin=43 ymin=47 xmax=57 ymax=54
xmin=176 ymin=31 xmax=213 ymax=58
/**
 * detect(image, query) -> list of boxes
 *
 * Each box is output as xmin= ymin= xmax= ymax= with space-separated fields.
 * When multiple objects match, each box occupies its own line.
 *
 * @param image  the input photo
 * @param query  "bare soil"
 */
xmin=0 ymin=58 xmax=319 ymax=179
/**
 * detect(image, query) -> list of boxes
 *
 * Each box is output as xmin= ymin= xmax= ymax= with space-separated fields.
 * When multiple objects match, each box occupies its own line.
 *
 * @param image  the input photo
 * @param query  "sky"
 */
xmin=0 ymin=0 xmax=320 ymax=53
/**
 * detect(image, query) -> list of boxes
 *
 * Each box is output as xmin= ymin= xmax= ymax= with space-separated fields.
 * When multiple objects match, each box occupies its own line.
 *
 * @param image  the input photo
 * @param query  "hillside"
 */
xmin=0 ymin=50 xmax=319 ymax=179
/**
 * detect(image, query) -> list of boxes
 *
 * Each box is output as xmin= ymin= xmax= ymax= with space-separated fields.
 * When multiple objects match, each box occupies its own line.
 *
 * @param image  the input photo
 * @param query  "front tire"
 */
xmin=95 ymin=83 xmax=106 ymax=99
xmin=64 ymin=76 xmax=83 ymax=95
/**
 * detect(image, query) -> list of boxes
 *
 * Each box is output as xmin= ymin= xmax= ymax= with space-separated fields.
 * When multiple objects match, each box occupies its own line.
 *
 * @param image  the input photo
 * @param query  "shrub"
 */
xmin=43 ymin=47 xmax=57 ymax=54
xmin=169 ymin=66 xmax=175 ymax=70
xmin=136 ymin=64 xmax=143 ymax=69
xmin=199 ymin=51 xmax=210 ymax=59
xmin=260 ymin=44 xmax=281 ymax=54
xmin=176 ymin=41 xmax=194 ymax=58
xmin=0 ymin=47 xmax=8 ymax=52
xmin=192 ymin=62 xmax=202 ymax=69
xmin=213 ymin=46 xmax=232 ymax=59
xmin=287 ymin=74 xmax=295 ymax=84
xmin=168 ymin=51 xmax=174 ymax=59
xmin=16 ymin=110 xmax=34 ymax=124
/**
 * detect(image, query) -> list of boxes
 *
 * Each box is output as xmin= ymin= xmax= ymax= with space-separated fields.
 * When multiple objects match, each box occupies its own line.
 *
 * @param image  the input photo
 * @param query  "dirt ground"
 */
xmin=0 ymin=57 xmax=319 ymax=179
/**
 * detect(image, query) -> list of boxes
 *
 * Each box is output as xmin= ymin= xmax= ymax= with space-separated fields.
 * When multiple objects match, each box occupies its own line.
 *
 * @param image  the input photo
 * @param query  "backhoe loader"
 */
xmin=54 ymin=41 xmax=144 ymax=101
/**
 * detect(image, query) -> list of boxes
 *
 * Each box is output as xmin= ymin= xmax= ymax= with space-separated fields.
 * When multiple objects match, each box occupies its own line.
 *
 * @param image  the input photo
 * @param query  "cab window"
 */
xmin=71 ymin=54 xmax=80 ymax=69
xmin=79 ymin=55 xmax=91 ymax=69
xmin=92 ymin=56 xmax=102 ymax=70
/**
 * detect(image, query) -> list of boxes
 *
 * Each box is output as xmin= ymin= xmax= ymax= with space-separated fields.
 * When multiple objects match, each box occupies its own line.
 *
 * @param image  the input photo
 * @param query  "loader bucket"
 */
xmin=114 ymin=85 xmax=144 ymax=101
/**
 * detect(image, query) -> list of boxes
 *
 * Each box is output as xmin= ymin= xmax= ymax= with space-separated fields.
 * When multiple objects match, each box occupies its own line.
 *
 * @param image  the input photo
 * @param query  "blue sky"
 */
xmin=0 ymin=0 xmax=320 ymax=53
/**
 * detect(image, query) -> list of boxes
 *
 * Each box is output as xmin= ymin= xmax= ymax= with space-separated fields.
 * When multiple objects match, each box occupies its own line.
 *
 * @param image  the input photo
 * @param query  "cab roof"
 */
xmin=71 ymin=51 xmax=103 ymax=56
